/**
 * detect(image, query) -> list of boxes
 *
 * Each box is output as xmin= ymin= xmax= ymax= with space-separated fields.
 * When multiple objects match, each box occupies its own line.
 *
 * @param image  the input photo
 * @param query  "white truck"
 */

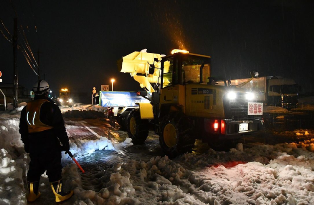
xmin=216 ymin=76 xmax=299 ymax=109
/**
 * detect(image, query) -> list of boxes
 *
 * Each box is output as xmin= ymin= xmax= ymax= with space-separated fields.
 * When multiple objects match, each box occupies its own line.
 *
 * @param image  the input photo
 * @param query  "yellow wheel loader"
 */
xmin=116 ymin=49 xmax=263 ymax=158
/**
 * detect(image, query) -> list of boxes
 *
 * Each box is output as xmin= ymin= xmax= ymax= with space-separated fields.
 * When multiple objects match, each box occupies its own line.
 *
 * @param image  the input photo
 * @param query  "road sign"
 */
xmin=101 ymin=85 xmax=109 ymax=91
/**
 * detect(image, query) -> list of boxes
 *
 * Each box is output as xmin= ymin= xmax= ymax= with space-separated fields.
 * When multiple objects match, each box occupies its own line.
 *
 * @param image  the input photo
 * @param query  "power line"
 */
xmin=17 ymin=0 xmax=41 ymax=78
xmin=0 ymin=19 xmax=39 ymax=76
xmin=17 ymin=44 xmax=39 ymax=76
xmin=0 ymin=28 xmax=12 ymax=43
xmin=2 ymin=0 xmax=40 ymax=78
xmin=18 ymin=24 xmax=38 ymax=67
xmin=1 ymin=19 xmax=11 ymax=36
xmin=0 ymin=19 xmax=12 ymax=43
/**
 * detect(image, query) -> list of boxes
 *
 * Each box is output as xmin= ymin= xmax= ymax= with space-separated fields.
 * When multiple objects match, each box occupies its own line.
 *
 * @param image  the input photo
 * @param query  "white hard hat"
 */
xmin=32 ymin=80 xmax=50 ymax=95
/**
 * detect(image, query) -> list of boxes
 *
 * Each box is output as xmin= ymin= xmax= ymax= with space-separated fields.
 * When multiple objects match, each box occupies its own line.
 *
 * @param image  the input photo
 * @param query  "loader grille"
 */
xmin=224 ymin=93 xmax=256 ymax=120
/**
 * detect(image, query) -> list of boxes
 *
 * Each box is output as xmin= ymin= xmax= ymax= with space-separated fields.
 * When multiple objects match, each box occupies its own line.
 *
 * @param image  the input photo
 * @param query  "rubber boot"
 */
xmin=27 ymin=181 xmax=41 ymax=202
xmin=51 ymin=180 xmax=73 ymax=202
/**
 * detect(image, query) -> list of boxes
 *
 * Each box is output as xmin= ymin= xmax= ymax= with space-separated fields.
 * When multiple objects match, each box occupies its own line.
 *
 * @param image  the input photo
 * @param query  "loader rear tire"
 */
xmin=127 ymin=109 xmax=149 ymax=144
xmin=159 ymin=112 xmax=195 ymax=158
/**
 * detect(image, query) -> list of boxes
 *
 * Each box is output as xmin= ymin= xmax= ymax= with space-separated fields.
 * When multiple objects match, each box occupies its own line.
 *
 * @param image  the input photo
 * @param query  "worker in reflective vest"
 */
xmin=19 ymin=80 xmax=73 ymax=203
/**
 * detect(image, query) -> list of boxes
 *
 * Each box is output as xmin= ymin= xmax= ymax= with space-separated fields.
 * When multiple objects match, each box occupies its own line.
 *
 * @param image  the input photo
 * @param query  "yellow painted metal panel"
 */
xmin=185 ymin=84 xmax=225 ymax=118
xmin=139 ymin=103 xmax=154 ymax=119
xmin=160 ymin=85 xmax=185 ymax=113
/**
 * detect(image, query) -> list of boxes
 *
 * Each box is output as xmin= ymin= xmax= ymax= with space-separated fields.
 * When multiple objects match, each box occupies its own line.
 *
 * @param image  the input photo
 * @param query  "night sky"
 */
xmin=1 ymin=0 xmax=314 ymax=101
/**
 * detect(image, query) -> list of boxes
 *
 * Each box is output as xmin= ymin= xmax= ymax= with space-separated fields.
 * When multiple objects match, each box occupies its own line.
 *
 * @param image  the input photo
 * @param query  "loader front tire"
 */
xmin=159 ymin=112 xmax=195 ymax=158
xmin=127 ymin=109 xmax=149 ymax=144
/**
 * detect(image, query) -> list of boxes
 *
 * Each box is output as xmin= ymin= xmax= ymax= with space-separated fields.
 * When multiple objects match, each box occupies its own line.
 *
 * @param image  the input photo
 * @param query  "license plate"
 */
xmin=239 ymin=123 xmax=248 ymax=131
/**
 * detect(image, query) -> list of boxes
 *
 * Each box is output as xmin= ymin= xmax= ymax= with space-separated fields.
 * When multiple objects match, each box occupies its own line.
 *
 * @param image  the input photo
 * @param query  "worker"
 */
xmin=19 ymin=80 xmax=73 ymax=203
xmin=92 ymin=86 xmax=96 ymax=105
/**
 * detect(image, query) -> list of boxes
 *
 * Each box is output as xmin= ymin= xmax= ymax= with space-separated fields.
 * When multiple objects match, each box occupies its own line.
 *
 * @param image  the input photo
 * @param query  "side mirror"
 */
xmin=250 ymin=71 xmax=259 ymax=78
xmin=208 ymin=77 xmax=217 ymax=85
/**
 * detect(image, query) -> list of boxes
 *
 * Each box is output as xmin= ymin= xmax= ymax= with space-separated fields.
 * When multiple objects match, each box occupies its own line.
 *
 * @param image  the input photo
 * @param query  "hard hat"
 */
xmin=32 ymin=80 xmax=50 ymax=95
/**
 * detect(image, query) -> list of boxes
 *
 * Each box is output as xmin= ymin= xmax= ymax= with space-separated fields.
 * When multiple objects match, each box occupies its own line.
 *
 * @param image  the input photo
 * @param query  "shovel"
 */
xmin=66 ymin=151 xmax=85 ymax=173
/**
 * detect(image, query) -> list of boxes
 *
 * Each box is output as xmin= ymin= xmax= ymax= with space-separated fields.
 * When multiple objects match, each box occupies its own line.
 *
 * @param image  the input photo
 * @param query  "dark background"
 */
xmin=1 ymin=0 xmax=314 ymax=103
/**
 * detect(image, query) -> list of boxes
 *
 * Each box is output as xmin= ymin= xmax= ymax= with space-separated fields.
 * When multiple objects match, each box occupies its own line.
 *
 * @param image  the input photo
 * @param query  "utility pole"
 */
xmin=37 ymin=49 xmax=40 ymax=81
xmin=13 ymin=18 xmax=18 ymax=108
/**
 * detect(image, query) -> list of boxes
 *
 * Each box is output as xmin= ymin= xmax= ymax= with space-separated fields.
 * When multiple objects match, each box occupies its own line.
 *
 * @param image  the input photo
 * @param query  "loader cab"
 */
xmin=161 ymin=52 xmax=211 ymax=88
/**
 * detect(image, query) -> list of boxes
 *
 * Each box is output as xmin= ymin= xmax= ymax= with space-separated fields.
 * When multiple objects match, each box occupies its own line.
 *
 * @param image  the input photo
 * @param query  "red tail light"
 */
xmin=221 ymin=120 xmax=226 ymax=134
xmin=213 ymin=120 xmax=219 ymax=132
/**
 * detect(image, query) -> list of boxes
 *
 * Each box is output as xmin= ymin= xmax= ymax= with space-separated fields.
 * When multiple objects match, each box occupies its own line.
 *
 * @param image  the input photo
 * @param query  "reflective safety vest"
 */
xmin=26 ymin=99 xmax=53 ymax=133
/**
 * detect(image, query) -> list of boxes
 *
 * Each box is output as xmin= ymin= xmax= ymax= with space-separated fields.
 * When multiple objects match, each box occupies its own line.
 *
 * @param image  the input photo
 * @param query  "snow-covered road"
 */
xmin=1 ymin=104 xmax=314 ymax=204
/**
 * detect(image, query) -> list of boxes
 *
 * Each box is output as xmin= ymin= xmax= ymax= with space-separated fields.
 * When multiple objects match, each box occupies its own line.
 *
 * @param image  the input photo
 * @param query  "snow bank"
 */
xmin=0 ymin=148 xmax=27 ymax=205
xmin=0 ymin=108 xmax=28 ymax=205
xmin=61 ymin=104 xmax=107 ymax=118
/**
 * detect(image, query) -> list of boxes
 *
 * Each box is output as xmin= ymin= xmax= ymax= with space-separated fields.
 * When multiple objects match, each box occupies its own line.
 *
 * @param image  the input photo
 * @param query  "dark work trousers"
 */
xmin=27 ymin=152 xmax=62 ymax=182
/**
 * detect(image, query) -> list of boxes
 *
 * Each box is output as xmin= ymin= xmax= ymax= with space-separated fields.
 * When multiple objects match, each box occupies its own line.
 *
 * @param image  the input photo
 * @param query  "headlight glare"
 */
xmin=245 ymin=92 xmax=255 ymax=101
xmin=226 ymin=91 xmax=237 ymax=100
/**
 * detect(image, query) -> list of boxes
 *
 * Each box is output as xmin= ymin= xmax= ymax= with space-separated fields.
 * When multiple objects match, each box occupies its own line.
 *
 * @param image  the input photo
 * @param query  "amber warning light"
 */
xmin=0 ymin=71 xmax=2 ymax=82
xmin=171 ymin=49 xmax=189 ymax=55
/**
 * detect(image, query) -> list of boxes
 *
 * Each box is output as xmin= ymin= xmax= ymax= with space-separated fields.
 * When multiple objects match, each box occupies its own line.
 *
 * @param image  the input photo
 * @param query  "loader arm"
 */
xmin=118 ymin=51 xmax=168 ymax=93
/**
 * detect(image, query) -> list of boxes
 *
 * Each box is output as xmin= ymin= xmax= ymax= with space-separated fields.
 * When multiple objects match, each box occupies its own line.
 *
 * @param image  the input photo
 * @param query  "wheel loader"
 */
xmin=114 ymin=49 xmax=263 ymax=157
xmin=57 ymin=88 xmax=74 ymax=107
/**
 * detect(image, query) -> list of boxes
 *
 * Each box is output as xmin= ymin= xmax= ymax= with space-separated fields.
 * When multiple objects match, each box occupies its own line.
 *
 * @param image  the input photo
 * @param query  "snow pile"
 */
xmin=61 ymin=104 xmax=107 ymax=117
xmin=0 ymin=116 xmax=24 ymax=154
xmin=0 ymin=148 xmax=27 ymax=205
xmin=63 ymin=110 xmax=105 ymax=119
xmin=70 ymin=155 xmax=200 ymax=205
xmin=64 ymin=147 xmax=314 ymax=204
xmin=1 ymin=104 xmax=314 ymax=204
xmin=178 ymin=144 xmax=314 ymax=204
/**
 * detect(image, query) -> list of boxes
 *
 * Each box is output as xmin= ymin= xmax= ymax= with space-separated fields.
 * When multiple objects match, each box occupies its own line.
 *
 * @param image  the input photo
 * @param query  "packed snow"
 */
xmin=1 ymin=103 xmax=314 ymax=205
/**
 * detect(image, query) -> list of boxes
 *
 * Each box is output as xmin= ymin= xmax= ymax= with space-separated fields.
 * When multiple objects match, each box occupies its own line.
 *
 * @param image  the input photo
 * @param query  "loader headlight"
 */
xmin=245 ymin=92 xmax=255 ymax=101
xmin=68 ymin=98 xmax=73 ymax=103
xmin=226 ymin=91 xmax=237 ymax=100
xmin=58 ymin=98 xmax=63 ymax=102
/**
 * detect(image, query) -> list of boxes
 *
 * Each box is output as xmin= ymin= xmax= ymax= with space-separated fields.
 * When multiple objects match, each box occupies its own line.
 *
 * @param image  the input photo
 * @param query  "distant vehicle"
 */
xmin=57 ymin=88 xmax=74 ymax=107
xmin=216 ymin=76 xmax=299 ymax=109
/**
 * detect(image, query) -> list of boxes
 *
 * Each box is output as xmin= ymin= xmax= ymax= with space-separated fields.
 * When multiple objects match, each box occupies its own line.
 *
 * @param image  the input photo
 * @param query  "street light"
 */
xmin=111 ymin=78 xmax=115 ymax=91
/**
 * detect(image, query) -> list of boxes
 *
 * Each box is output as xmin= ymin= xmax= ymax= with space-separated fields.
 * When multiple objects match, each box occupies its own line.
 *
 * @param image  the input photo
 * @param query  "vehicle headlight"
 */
xmin=245 ymin=92 xmax=255 ymax=101
xmin=68 ymin=98 xmax=73 ymax=103
xmin=58 ymin=99 xmax=63 ymax=102
xmin=226 ymin=91 xmax=237 ymax=100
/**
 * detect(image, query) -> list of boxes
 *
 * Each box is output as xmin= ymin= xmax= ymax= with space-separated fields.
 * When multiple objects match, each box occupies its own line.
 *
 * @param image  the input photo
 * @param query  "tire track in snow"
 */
xmin=65 ymin=120 xmax=125 ymax=192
